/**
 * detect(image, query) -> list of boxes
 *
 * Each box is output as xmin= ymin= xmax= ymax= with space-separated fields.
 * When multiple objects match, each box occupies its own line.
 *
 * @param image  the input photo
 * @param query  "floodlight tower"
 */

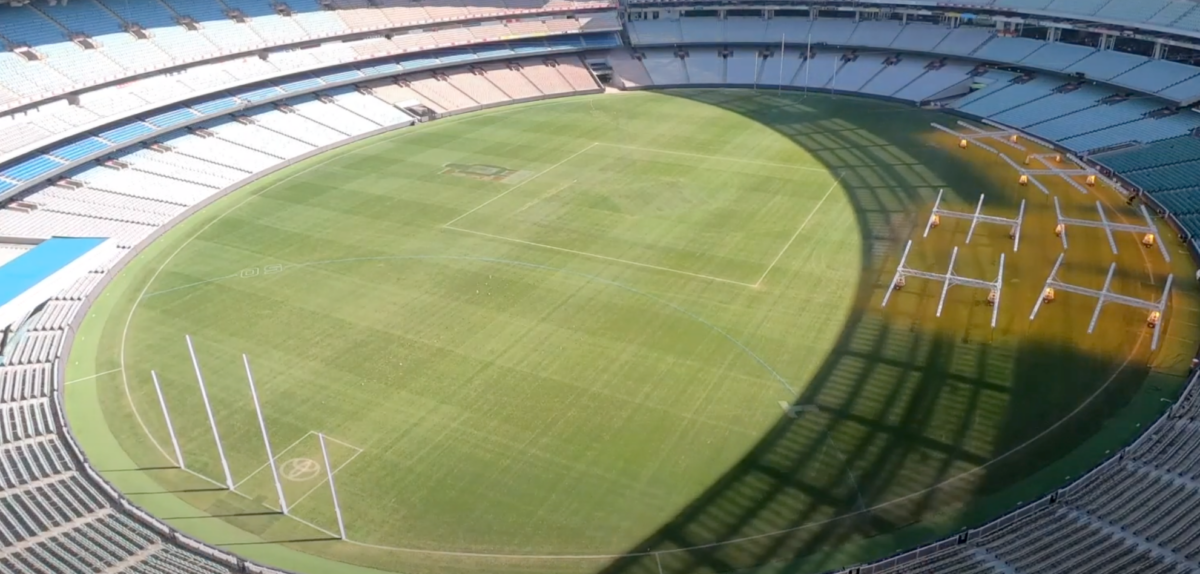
xmin=924 ymin=189 xmax=1026 ymax=252
xmin=882 ymin=240 xmax=1006 ymax=328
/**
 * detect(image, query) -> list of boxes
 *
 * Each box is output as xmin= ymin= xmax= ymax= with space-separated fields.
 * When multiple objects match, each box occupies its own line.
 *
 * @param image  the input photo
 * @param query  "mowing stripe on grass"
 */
xmin=595 ymin=142 xmax=828 ymax=173
xmin=755 ymin=173 xmax=845 ymax=287
xmin=443 ymin=142 xmax=598 ymax=228
xmin=442 ymin=225 xmax=759 ymax=288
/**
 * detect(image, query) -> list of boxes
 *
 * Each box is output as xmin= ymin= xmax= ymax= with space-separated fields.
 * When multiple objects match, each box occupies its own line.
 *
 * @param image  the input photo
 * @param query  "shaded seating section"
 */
xmin=863 ymin=375 xmax=1200 ymax=574
xmin=624 ymin=17 xmax=1200 ymax=105
xmin=612 ymin=48 xmax=978 ymax=102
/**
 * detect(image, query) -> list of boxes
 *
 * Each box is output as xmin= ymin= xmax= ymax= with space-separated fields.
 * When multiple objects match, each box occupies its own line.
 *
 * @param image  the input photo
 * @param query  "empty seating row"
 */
xmin=0 ymin=34 xmax=617 ymax=194
xmin=625 ymin=18 xmax=1200 ymax=105
xmin=615 ymin=49 xmax=977 ymax=103
xmin=0 ymin=0 xmax=615 ymax=109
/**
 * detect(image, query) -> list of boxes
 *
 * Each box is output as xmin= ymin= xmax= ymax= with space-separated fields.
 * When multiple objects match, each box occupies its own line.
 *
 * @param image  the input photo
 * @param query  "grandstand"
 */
xmin=3 ymin=0 xmax=1200 ymax=573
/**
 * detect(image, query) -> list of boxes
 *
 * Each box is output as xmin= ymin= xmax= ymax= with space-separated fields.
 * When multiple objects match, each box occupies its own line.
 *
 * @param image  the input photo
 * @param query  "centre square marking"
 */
xmin=233 ymin=430 xmax=364 ymax=510
xmin=445 ymin=142 xmax=840 ymax=288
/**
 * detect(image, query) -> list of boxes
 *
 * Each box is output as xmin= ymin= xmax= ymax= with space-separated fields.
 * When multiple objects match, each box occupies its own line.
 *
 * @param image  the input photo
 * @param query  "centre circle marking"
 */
xmin=280 ymin=457 xmax=321 ymax=482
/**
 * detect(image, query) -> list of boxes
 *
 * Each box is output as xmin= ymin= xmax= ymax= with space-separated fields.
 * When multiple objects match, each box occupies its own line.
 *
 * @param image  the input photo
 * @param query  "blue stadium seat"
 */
xmin=0 ymin=154 xmax=65 ymax=182
xmin=97 ymin=122 xmax=155 ymax=144
xmin=47 ymin=137 xmax=110 ymax=161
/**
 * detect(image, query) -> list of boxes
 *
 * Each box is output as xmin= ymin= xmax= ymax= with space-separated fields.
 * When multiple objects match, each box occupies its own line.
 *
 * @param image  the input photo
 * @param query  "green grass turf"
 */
xmin=65 ymin=90 xmax=1199 ymax=574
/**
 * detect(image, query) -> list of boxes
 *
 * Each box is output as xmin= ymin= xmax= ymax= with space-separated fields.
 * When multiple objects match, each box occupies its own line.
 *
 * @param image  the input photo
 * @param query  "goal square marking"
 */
xmin=445 ymin=142 xmax=840 ymax=287
xmin=233 ymin=430 xmax=364 ymax=513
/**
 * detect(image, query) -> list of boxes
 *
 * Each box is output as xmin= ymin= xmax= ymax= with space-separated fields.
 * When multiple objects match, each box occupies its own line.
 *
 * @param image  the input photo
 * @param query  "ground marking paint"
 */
xmin=443 ymin=142 xmax=598 ymax=228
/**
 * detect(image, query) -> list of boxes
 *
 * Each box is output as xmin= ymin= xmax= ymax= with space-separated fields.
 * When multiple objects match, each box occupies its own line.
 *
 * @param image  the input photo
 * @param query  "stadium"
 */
xmin=3 ymin=0 xmax=1200 ymax=572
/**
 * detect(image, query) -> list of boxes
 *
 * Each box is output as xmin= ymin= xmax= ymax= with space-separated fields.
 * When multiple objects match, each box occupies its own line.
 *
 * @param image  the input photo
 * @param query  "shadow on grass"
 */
xmin=594 ymin=89 xmax=1157 ymax=574
xmin=162 ymin=510 xmax=283 ymax=520
xmin=217 ymin=536 xmax=341 ymax=547
xmin=124 ymin=486 xmax=230 ymax=495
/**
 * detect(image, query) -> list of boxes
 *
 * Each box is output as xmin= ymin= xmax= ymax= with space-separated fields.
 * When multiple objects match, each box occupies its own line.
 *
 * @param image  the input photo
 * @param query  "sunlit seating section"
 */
xmin=323 ymin=86 xmax=416 ymax=126
xmin=549 ymin=59 xmax=597 ymax=91
xmin=608 ymin=51 xmax=654 ymax=88
xmin=445 ymin=69 xmax=511 ymax=105
xmin=520 ymin=61 xmax=576 ymax=94
xmin=684 ymin=52 xmax=724 ymax=84
xmin=368 ymin=80 xmax=443 ymax=112
xmin=407 ymin=74 xmax=480 ymax=110
xmin=478 ymin=63 xmax=543 ymax=98
xmin=244 ymin=105 xmax=346 ymax=146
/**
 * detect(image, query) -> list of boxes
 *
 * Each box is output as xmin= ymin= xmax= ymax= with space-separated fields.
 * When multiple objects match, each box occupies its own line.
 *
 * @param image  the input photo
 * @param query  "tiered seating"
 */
xmin=859 ymin=59 xmax=930 ymax=97
xmin=520 ymin=61 xmax=576 ymax=94
xmin=891 ymin=23 xmax=952 ymax=52
xmin=446 ymin=69 xmax=512 ymax=105
xmin=683 ymin=52 xmax=724 ymax=84
xmin=1060 ymin=112 xmax=1200 ymax=152
xmin=639 ymin=50 xmax=689 ymax=85
xmin=990 ymin=84 xmax=1109 ymax=128
xmin=1027 ymin=97 xmax=1162 ymax=141
xmin=608 ymin=51 xmax=654 ymax=89
xmin=955 ymin=76 xmax=1063 ymax=117
xmin=0 ymin=244 xmax=30 ymax=267
xmin=556 ymin=60 xmax=600 ymax=92
xmin=828 ymin=54 xmax=886 ymax=92
xmin=407 ymin=74 xmax=480 ymax=110
xmin=795 ymin=54 xmax=841 ymax=88
xmin=892 ymin=63 xmax=979 ymax=101
xmin=724 ymin=52 xmax=759 ymax=85
xmin=0 ymin=1 xmax=619 ymax=118
xmin=1094 ymin=135 xmax=1200 ymax=173
xmin=479 ymin=63 xmax=544 ymax=98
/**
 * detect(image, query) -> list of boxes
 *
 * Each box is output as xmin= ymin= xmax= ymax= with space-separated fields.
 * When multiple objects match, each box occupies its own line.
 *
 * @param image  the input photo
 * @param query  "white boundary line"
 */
xmin=443 ymin=142 xmax=598 ymax=228
xmin=443 ymin=225 xmax=758 ymax=288
xmin=754 ymin=173 xmax=844 ymax=287
xmin=594 ymin=142 xmax=828 ymax=173
xmin=103 ymin=98 xmax=1163 ymax=561
xmin=65 ymin=368 xmax=122 ymax=385
xmin=231 ymin=430 xmax=315 ymax=490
